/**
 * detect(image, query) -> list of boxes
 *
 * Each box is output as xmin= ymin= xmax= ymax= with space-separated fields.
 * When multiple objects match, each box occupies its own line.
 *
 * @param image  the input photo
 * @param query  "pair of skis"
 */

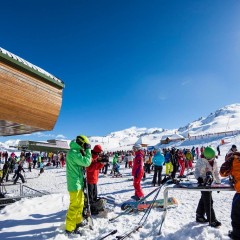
xmin=108 ymin=185 xmax=162 ymax=222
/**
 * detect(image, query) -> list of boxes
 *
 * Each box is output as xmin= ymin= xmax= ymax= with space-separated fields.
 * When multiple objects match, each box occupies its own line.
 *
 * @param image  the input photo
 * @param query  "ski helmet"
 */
xmin=133 ymin=144 xmax=142 ymax=150
xmin=76 ymin=135 xmax=89 ymax=147
xmin=203 ymin=147 xmax=215 ymax=160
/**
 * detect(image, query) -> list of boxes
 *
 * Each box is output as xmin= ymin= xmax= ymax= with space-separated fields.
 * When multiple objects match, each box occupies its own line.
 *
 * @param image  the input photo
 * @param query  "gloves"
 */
xmin=80 ymin=149 xmax=86 ymax=156
xmin=205 ymin=171 xmax=213 ymax=185
xmin=101 ymin=156 xmax=109 ymax=163
xmin=97 ymin=155 xmax=109 ymax=163
xmin=197 ymin=177 xmax=204 ymax=185
xmin=83 ymin=143 xmax=91 ymax=150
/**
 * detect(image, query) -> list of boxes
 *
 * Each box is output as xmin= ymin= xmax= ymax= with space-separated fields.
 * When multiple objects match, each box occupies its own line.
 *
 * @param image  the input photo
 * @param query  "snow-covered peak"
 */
xmin=178 ymin=103 xmax=240 ymax=136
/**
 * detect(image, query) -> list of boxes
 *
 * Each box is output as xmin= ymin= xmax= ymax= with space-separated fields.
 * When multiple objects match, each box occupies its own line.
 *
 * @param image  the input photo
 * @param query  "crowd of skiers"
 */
xmin=1 ymin=138 xmax=239 ymax=239
xmin=0 ymin=150 xmax=68 ymax=184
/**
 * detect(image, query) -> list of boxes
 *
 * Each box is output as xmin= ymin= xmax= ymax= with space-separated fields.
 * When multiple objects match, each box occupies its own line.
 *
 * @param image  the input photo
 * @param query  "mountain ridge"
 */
xmin=1 ymin=103 xmax=240 ymax=151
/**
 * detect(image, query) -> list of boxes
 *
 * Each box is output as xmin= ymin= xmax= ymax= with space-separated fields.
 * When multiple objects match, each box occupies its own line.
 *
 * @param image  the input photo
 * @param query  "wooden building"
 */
xmin=160 ymin=134 xmax=185 ymax=144
xmin=0 ymin=47 xmax=64 ymax=136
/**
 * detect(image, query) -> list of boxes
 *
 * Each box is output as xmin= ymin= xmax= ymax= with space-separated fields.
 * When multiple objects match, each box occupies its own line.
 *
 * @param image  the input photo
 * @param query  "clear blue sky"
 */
xmin=1 ymin=0 xmax=240 ymax=141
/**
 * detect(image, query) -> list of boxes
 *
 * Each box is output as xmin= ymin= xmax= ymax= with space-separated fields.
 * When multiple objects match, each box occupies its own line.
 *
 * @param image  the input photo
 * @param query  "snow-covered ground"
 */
xmin=0 ymin=135 xmax=238 ymax=240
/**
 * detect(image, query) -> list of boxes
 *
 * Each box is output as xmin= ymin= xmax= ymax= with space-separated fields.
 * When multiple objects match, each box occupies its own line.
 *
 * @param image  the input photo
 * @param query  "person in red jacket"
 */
xmin=86 ymin=145 xmax=109 ymax=214
xmin=132 ymin=144 xmax=145 ymax=200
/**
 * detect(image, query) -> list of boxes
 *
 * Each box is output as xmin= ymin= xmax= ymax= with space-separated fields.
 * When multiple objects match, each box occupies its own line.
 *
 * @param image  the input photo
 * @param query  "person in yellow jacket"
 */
xmin=65 ymin=135 xmax=92 ymax=236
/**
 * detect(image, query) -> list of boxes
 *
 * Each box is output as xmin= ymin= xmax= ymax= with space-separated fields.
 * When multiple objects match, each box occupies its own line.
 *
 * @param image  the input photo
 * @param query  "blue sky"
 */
xmin=1 ymin=0 xmax=240 ymax=141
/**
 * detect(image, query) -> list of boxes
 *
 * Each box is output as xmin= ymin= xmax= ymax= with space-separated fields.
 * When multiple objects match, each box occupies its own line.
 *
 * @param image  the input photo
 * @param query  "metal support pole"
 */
xmin=158 ymin=185 xmax=234 ymax=235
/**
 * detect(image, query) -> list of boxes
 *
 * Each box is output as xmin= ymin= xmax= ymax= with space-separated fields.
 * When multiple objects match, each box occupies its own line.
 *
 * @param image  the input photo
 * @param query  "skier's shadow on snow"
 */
xmin=0 ymin=210 xmax=67 ymax=239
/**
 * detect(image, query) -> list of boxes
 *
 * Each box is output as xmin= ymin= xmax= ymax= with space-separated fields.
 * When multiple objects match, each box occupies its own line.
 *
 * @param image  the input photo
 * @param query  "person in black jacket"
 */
xmin=0 ymin=159 xmax=10 ymax=183
xmin=13 ymin=161 xmax=25 ymax=184
xmin=170 ymin=148 xmax=179 ymax=179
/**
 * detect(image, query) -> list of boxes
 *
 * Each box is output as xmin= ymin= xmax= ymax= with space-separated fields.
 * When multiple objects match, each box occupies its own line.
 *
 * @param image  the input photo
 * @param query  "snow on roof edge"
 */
xmin=0 ymin=47 xmax=63 ymax=85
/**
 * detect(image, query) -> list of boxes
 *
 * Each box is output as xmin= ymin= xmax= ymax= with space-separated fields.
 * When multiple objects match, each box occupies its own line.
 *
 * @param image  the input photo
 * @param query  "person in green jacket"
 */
xmin=65 ymin=135 xmax=92 ymax=236
xmin=111 ymin=154 xmax=121 ymax=175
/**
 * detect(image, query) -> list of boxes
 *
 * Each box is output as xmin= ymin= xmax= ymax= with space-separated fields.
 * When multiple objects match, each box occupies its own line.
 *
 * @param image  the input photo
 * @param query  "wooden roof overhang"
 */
xmin=0 ymin=47 xmax=65 ymax=136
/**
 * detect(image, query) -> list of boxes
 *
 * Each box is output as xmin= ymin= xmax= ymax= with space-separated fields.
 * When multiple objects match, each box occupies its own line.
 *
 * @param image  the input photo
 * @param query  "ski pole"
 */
xmin=116 ymin=185 xmax=163 ymax=240
xmin=99 ymin=230 xmax=117 ymax=240
xmin=83 ymin=168 xmax=94 ymax=230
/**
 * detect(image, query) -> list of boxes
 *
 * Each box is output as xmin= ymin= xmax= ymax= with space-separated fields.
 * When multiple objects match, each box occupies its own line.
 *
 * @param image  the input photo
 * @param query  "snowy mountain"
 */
xmin=1 ymin=104 xmax=240 ymax=152
xmin=89 ymin=104 xmax=240 ymax=151
xmin=178 ymin=103 xmax=240 ymax=136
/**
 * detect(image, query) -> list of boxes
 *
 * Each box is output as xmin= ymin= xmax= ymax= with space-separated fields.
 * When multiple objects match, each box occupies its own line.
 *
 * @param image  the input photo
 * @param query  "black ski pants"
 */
xmin=14 ymin=172 xmax=25 ymax=183
xmin=152 ymin=166 xmax=163 ymax=185
xmin=33 ymin=161 xmax=37 ymax=168
xmin=171 ymin=163 xmax=178 ymax=179
xmin=196 ymin=191 xmax=216 ymax=222
xmin=231 ymin=193 xmax=240 ymax=238
xmin=103 ymin=164 xmax=109 ymax=174
xmin=145 ymin=163 xmax=151 ymax=174
xmin=87 ymin=183 xmax=98 ymax=204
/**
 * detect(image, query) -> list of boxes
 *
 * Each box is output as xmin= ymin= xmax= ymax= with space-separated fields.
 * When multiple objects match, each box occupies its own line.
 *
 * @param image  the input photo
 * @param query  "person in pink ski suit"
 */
xmin=176 ymin=149 xmax=186 ymax=178
xmin=132 ymin=144 xmax=145 ymax=200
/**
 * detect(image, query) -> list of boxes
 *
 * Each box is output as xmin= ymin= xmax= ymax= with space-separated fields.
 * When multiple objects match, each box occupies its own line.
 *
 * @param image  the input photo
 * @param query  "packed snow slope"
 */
xmin=0 ymin=134 xmax=239 ymax=240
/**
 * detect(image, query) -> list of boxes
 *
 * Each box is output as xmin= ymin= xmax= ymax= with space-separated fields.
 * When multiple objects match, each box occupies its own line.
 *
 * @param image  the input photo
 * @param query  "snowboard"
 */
xmin=121 ymin=197 xmax=178 ymax=211
xmin=177 ymin=182 xmax=233 ymax=189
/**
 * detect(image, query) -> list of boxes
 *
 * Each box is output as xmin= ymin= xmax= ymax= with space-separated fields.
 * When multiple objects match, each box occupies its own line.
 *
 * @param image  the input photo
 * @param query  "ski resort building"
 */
xmin=160 ymin=134 xmax=185 ymax=144
xmin=0 ymin=47 xmax=64 ymax=136
xmin=17 ymin=139 xmax=69 ymax=153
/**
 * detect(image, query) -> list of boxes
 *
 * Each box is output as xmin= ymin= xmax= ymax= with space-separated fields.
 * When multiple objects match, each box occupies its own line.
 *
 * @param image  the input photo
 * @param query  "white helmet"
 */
xmin=133 ymin=144 xmax=142 ymax=150
xmin=155 ymin=147 xmax=161 ymax=153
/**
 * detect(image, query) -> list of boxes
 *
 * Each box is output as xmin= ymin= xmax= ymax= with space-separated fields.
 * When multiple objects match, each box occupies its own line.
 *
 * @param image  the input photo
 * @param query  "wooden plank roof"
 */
xmin=0 ymin=47 xmax=65 ymax=136
xmin=0 ymin=47 xmax=64 ymax=89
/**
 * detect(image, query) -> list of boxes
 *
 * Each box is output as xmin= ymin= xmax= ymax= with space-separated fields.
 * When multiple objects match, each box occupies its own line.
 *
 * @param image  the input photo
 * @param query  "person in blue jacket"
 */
xmin=152 ymin=148 xmax=165 ymax=186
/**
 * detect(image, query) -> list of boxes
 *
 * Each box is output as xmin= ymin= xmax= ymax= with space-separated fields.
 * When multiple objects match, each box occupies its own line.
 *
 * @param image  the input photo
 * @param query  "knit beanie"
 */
xmin=93 ymin=145 xmax=103 ymax=153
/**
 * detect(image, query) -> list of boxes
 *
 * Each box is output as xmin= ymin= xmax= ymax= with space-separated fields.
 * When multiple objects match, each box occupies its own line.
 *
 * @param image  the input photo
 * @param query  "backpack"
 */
xmin=220 ymin=158 xmax=233 ymax=177
xmin=220 ymin=152 xmax=240 ymax=177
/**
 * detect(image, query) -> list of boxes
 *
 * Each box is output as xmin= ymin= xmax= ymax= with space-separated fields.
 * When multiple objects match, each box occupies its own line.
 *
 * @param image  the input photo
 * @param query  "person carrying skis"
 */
xmin=220 ymin=151 xmax=240 ymax=239
xmin=86 ymin=144 xmax=109 ymax=215
xmin=65 ymin=135 xmax=92 ymax=236
xmin=152 ymin=148 xmax=165 ymax=186
xmin=132 ymin=144 xmax=145 ymax=200
xmin=194 ymin=146 xmax=221 ymax=228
